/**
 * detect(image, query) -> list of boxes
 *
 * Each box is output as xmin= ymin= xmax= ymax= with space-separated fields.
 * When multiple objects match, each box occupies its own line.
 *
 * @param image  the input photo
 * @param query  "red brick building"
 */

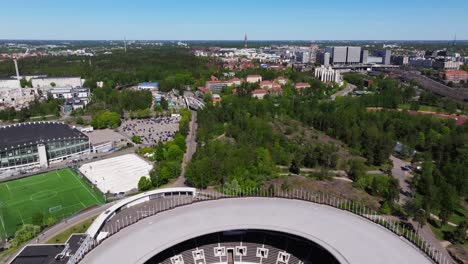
xmin=444 ymin=70 xmax=468 ymax=82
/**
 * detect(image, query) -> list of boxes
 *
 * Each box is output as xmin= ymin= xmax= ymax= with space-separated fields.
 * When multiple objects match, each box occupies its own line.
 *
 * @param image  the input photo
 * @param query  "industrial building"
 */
xmin=0 ymin=122 xmax=90 ymax=172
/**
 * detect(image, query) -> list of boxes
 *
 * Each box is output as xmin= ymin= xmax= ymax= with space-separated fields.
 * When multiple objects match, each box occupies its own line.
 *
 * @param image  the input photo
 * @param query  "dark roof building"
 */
xmin=10 ymin=234 xmax=88 ymax=264
xmin=0 ymin=122 xmax=89 ymax=172
xmin=0 ymin=122 xmax=86 ymax=151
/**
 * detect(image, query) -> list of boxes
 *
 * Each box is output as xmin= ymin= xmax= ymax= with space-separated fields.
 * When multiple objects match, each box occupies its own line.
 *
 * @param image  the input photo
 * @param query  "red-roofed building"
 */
xmin=295 ymin=82 xmax=311 ymax=90
xmin=269 ymin=85 xmax=283 ymax=95
xmin=260 ymin=80 xmax=273 ymax=89
xmin=251 ymin=89 xmax=268 ymax=99
xmin=275 ymin=77 xmax=289 ymax=85
xmin=198 ymin=87 xmax=211 ymax=94
xmin=246 ymin=75 xmax=262 ymax=83
xmin=228 ymin=77 xmax=243 ymax=86
xmin=444 ymin=70 xmax=468 ymax=82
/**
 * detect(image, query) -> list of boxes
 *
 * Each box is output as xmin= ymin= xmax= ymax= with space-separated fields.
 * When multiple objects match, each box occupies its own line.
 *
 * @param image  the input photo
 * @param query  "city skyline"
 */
xmin=1 ymin=0 xmax=468 ymax=41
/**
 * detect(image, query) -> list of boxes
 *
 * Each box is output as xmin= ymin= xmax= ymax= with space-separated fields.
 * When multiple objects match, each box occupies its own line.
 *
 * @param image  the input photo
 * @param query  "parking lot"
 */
xmin=120 ymin=116 xmax=181 ymax=146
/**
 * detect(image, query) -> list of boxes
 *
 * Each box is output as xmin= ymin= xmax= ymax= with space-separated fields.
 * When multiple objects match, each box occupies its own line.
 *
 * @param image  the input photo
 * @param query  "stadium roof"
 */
xmin=82 ymin=198 xmax=432 ymax=264
xmin=0 ymin=121 xmax=87 ymax=150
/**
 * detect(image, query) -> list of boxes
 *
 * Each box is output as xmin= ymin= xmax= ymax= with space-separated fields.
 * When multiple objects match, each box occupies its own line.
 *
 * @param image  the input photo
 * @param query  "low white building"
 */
xmin=433 ymin=60 xmax=462 ymax=70
xmin=31 ymin=76 xmax=84 ymax=88
xmin=246 ymin=75 xmax=262 ymax=83
xmin=49 ymin=87 xmax=90 ymax=102
xmin=137 ymin=82 xmax=159 ymax=90
xmin=251 ymin=89 xmax=268 ymax=99
xmin=0 ymin=78 xmax=21 ymax=89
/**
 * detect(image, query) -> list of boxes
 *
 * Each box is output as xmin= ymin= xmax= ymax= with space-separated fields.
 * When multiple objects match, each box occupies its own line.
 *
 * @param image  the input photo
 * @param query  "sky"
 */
xmin=1 ymin=0 xmax=467 ymax=40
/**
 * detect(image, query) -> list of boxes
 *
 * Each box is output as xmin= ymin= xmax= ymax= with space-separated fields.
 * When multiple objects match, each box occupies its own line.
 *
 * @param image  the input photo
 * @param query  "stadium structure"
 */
xmin=9 ymin=187 xmax=447 ymax=264
xmin=0 ymin=121 xmax=89 ymax=173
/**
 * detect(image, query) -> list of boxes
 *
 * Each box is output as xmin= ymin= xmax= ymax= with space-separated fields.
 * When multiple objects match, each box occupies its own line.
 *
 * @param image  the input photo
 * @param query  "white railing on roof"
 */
xmin=86 ymin=187 xmax=196 ymax=239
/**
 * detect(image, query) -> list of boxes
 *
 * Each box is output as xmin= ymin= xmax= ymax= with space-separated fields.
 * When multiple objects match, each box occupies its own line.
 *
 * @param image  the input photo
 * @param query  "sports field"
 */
xmin=0 ymin=168 xmax=105 ymax=239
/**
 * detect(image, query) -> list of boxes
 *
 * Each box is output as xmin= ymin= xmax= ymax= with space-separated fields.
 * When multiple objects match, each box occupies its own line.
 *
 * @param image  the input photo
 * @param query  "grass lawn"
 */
xmin=46 ymin=217 xmax=95 ymax=244
xmin=430 ymin=223 xmax=457 ymax=242
xmin=398 ymin=103 xmax=441 ymax=113
xmin=0 ymin=168 xmax=104 ymax=239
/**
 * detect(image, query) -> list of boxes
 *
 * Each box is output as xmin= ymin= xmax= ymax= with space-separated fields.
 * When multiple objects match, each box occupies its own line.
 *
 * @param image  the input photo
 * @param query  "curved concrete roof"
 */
xmin=86 ymin=187 xmax=196 ymax=238
xmin=81 ymin=198 xmax=432 ymax=264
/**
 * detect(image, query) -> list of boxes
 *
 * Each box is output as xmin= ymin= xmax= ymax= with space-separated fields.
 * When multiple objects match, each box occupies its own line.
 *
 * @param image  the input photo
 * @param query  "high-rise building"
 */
xmin=244 ymin=33 xmax=248 ymax=48
xmin=326 ymin=46 xmax=362 ymax=64
xmin=309 ymin=44 xmax=319 ymax=63
xmin=361 ymin=50 xmax=369 ymax=64
xmin=347 ymin=47 xmax=361 ymax=64
xmin=383 ymin=50 xmax=392 ymax=65
xmin=327 ymin=46 xmax=347 ymax=64
xmin=323 ymin=52 xmax=330 ymax=67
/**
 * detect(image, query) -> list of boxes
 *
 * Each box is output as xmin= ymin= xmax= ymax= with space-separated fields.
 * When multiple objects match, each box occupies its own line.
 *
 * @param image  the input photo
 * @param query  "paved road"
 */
xmin=331 ymin=83 xmax=356 ymax=100
xmin=173 ymin=110 xmax=197 ymax=187
xmin=82 ymin=198 xmax=432 ymax=264
xmin=390 ymin=155 xmax=412 ymax=205
xmin=390 ymin=155 xmax=455 ymax=263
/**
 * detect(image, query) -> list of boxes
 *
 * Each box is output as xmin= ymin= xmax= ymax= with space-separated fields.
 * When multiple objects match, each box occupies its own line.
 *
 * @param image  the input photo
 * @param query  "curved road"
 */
xmin=82 ymin=198 xmax=432 ymax=264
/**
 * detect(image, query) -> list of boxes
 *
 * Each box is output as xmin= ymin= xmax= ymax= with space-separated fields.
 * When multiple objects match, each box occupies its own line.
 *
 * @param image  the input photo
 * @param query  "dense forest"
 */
xmin=0 ymin=47 xmax=216 ymax=91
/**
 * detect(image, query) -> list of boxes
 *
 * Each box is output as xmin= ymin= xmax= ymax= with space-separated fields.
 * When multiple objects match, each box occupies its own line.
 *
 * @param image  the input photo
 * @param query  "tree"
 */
xmin=415 ymin=209 xmax=427 ymax=233
xmin=76 ymin=116 xmax=84 ymax=125
xmin=381 ymin=160 xmax=393 ymax=175
xmin=451 ymin=221 xmax=467 ymax=244
xmin=31 ymin=211 xmax=44 ymax=226
xmin=50 ymin=82 xmax=56 ymax=87
xmin=386 ymin=178 xmax=400 ymax=204
xmin=439 ymin=183 xmax=457 ymax=224
xmin=160 ymin=97 xmax=169 ymax=110
xmin=348 ymin=158 xmax=365 ymax=181
xmin=132 ymin=135 xmax=142 ymax=144
xmin=166 ymin=144 xmax=184 ymax=161
xmin=11 ymin=224 xmax=41 ymax=248
xmin=289 ymin=159 xmax=300 ymax=175
xmin=20 ymin=78 xmax=28 ymax=88
xmin=137 ymin=176 xmax=152 ymax=191
xmin=91 ymin=110 xmax=121 ymax=129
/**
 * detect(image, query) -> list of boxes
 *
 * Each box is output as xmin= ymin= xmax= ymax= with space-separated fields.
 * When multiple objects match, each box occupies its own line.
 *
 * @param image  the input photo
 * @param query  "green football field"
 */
xmin=0 ymin=168 xmax=105 ymax=239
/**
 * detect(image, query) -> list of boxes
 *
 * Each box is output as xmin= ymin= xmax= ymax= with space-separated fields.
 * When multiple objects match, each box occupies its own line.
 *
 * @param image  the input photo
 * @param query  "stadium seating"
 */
xmin=147 ymin=230 xmax=334 ymax=264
